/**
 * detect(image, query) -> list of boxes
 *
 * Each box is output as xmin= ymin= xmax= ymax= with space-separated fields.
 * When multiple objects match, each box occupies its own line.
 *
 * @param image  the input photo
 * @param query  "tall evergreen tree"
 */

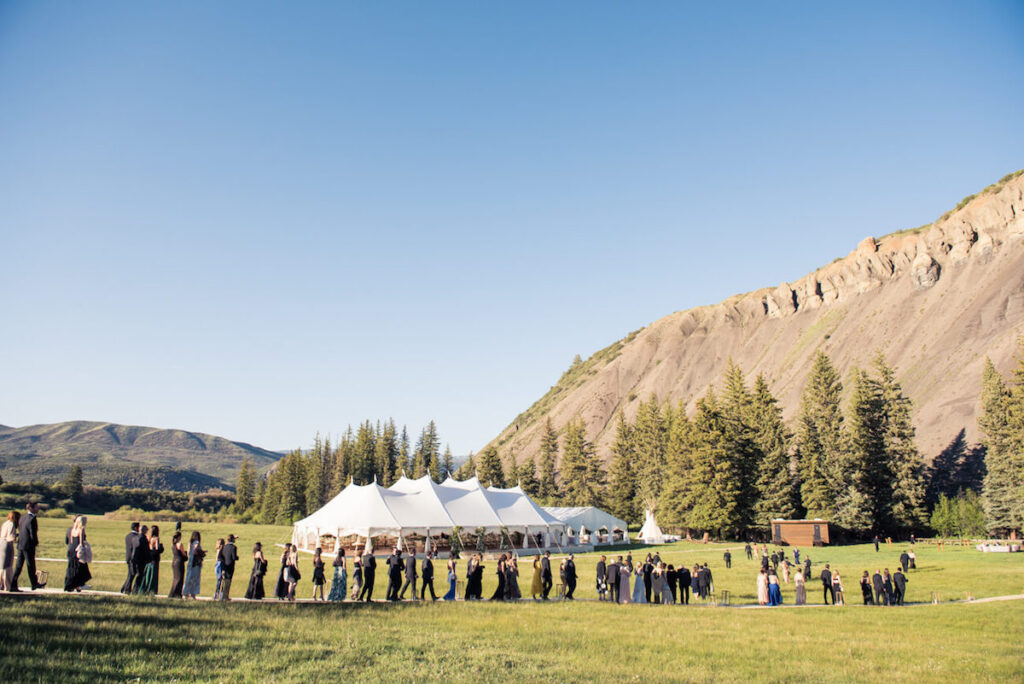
xmin=62 ymin=464 xmax=84 ymax=501
xmin=660 ymin=402 xmax=695 ymax=531
xmin=559 ymin=418 xmax=604 ymax=506
xmin=351 ymin=422 xmax=377 ymax=484
xmin=475 ymin=446 xmax=505 ymax=488
xmin=633 ymin=395 xmax=666 ymax=508
xmin=517 ymin=456 xmax=540 ymax=497
xmin=797 ymin=351 xmax=845 ymax=519
xmin=840 ymin=368 xmax=884 ymax=533
xmin=236 ymin=457 xmax=256 ymax=511
xmin=979 ymin=357 xmax=1022 ymax=536
xmin=536 ymin=418 xmax=559 ymax=499
xmin=374 ymin=420 xmax=399 ymax=486
xmin=442 ymin=444 xmax=455 ymax=478
xmin=874 ymin=353 xmax=927 ymax=532
xmin=399 ymin=425 xmax=412 ymax=477
xmin=750 ymin=374 xmax=798 ymax=527
xmin=454 ymin=451 xmax=475 ymax=479
xmin=605 ymin=411 xmax=638 ymax=523
xmin=719 ymin=361 xmax=760 ymax=532
xmin=680 ymin=390 xmax=742 ymax=537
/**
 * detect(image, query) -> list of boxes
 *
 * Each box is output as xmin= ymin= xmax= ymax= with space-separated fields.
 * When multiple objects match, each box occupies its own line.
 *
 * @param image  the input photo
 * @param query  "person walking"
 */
xmin=677 ymin=563 xmax=690 ymax=605
xmin=285 ymin=545 xmax=301 ymax=601
xmin=139 ymin=525 xmax=164 ymax=594
xmin=350 ymin=556 xmax=363 ymax=600
xmin=882 ymin=569 xmax=894 ymax=606
xmin=310 ymin=547 xmax=326 ymax=601
xmin=860 ymin=571 xmax=874 ymax=605
xmin=0 ymin=511 xmax=20 ymax=591
xmin=275 ymin=544 xmax=291 ymax=600
xmin=794 ymin=568 xmax=807 ymax=605
xmin=168 ymin=531 xmax=186 ymax=599
xmin=607 ymin=557 xmax=620 ymax=603
xmin=443 ymin=556 xmax=458 ymax=601
xmin=421 ymin=550 xmax=436 ymax=601
xmin=386 ymin=548 xmax=403 ymax=601
xmin=530 ymin=554 xmax=542 ymax=600
xmin=631 ymin=563 xmax=646 ymax=604
xmin=873 ymin=535 xmax=880 ymax=552
xmin=120 ymin=522 xmax=141 ymax=595
xmin=744 ymin=543 xmax=752 ymax=561
xmin=540 ymin=551 xmax=553 ymax=600
xmin=767 ymin=569 xmax=782 ymax=606
xmin=595 ymin=555 xmax=607 ymax=601
xmin=183 ymin=531 xmax=205 ymax=599
xmin=899 ymin=550 xmax=910 ymax=573
xmin=64 ymin=515 xmax=91 ymax=592
xmin=212 ymin=538 xmax=225 ymax=600
xmin=893 ymin=568 xmax=908 ymax=605
xmin=831 ymin=570 xmax=844 ymax=605
xmin=327 ymin=548 xmax=347 ymax=601
xmin=489 ymin=555 xmax=507 ymax=601
xmin=12 ymin=502 xmax=43 ymax=591
xmin=399 ymin=547 xmax=417 ymax=600
xmin=872 ymin=569 xmax=885 ymax=605
xmin=564 ymin=553 xmax=577 ymax=600
xmin=358 ymin=545 xmax=376 ymax=602
xmin=756 ymin=568 xmax=769 ymax=606
xmin=244 ymin=542 xmax=268 ymax=600
xmin=723 ymin=550 xmax=732 ymax=569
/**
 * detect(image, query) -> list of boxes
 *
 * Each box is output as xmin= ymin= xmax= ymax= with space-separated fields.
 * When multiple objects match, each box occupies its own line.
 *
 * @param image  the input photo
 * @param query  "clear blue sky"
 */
xmin=2 ymin=1 xmax=1022 ymax=454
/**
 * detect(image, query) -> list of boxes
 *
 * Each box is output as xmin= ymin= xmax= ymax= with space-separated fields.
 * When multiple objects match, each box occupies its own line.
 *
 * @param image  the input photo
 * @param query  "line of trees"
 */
xmin=978 ymin=349 xmax=1024 ymax=537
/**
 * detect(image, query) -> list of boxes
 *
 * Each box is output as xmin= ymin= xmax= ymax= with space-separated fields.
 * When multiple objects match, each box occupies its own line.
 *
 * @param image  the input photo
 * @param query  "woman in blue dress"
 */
xmin=182 ymin=531 xmax=204 ymax=599
xmin=631 ymin=563 xmax=646 ymax=604
xmin=327 ymin=548 xmax=347 ymax=601
xmin=442 ymin=556 xmax=457 ymax=600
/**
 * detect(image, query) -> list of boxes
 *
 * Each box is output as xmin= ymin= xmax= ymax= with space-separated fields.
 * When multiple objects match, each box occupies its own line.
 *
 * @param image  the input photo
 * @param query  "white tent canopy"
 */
xmin=542 ymin=506 xmax=630 ymax=543
xmin=292 ymin=475 xmax=566 ymax=551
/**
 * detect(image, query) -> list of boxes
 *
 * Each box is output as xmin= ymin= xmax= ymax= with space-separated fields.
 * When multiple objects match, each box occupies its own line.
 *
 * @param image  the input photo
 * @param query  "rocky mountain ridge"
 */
xmin=491 ymin=171 xmax=1024 ymax=465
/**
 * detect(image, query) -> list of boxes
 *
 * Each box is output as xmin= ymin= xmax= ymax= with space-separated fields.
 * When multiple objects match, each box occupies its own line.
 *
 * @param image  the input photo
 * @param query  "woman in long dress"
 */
xmin=245 ymin=542 xmax=268 ymax=600
xmin=489 ymin=554 xmax=507 ymax=601
xmin=631 ymin=563 xmax=646 ymax=604
xmin=182 ymin=531 xmax=204 ymax=599
xmin=285 ymin=546 xmax=301 ymax=601
xmin=168 ymin=531 xmax=186 ymax=598
xmin=618 ymin=562 xmax=631 ymax=603
xmin=442 ymin=557 xmax=457 ymax=600
xmin=327 ymin=548 xmax=347 ymax=601
xmin=507 ymin=556 xmax=521 ymax=600
xmin=794 ymin=569 xmax=806 ymax=605
xmin=311 ymin=547 xmax=326 ymax=601
xmin=756 ymin=568 xmax=769 ymax=606
xmin=350 ymin=556 xmax=363 ymax=600
xmin=831 ymin=570 xmax=844 ymax=605
xmin=64 ymin=515 xmax=91 ymax=592
xmin=767 ymin=570 xmax=782 ymax=606
xmin=139 ymin=525 xmax=164 ymax=594
xmin=651 ymin=564 xmax=664 ymax=604
xmin=782 ymin=559 xmax=790 ymax=584
xmin=275 ymin=545 xmax=291 ymax=600
xmin=530 ymin=555 xmax=542 ymax=600
xmin=0 ymin=511 xmax=20 ymax=591
xmin=859 ymin=571 xmax=873 ymax=605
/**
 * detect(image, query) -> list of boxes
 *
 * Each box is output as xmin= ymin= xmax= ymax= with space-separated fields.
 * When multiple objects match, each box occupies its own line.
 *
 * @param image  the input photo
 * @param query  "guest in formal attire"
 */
xmin=893 ymin=568 xmax=908 ymax=605
xmin=540 ymin=551 xmax=553 ymax=600
xmin=882 ymin=569 xmax=894 ymax=606
xmin=507 ymin=555 xmax=522 ymax=600
xmin=794 ymin=568 xmax=807 ymax=605
xmin=782 ymin=559 xmax=791 ymax=584
xmin=660 ymin=564 xmax=673 ymax=604
xmin=139 ymin=525 xmax=164 ymax=594
xmin=359 ymin=545 xmax=376 ymax=602
xmin=183 ymin=531 xmax=205 ymax=599
xmin=595 ymin=555 xmax=607 ymax=600
xmin=690 ymin=564 xmax=700 ymax=601
xmin=756 ymin=568 xmax=769 ymax=606
xmin=399 ymin=547 xmax=418 ymax=600
xmin=64 ymin=515 xmax=91 ymax=592
xmin=244 ymin=542 xmax=268 ymax=600
xmin=860 ymin=571 xmax=874 ymax=605
xmin=723 ymin=550 xmax=731 ymax=569
xmin=831 ymin=570 xmax=844 ymax=605
xmin=311 ymin=547 xmax=326 ymax=601
xmin=651 ymin=563 xmax=664 ymax=604
xmin=631 ymin=563 xmax=646 ymax=604
xmin=328 ymin=548 xmax=347 ymax=601
xmin=490 ymin=554 xmax=507 ymax=601
xmin=619 ymin=557 xmax=632 ymax=604
xmin=275 ymin=544 xmax=291 ymax=600
xmin=470 ymin=554 xmax=485 ymax=600
xmin=624 ymin=553 xmax=633 ymax=573
xmin=120 ymin=522 xmax=141 ymax=594
xmin=677 ymin=563 xmax=690 ymax=605
xmin=819 ymin=564 xmax=833 ymax=605
xmin=212 ymin=538 xmax=225 ymax=600
xmin=168 ymin=531 xmax=186 ymax=599
xmin=285 ymin=545 xmax=301 ymax=601
xmin=793 ymin=547 xmax=800 ymax=565
xmin=530 ymin=554 xmax=542 ymax=600
xmin=442 ymin=556 xmax=457 ymax=601
xmin=350 ymin=555 xmax=363 ymax=600
xmin=12 ymin=502 xmax=43 ymax=592
xmin=745 ymin=543 xmax=753 ymax=560
xmin=642 ymin=555 xmax=654 ymax=603
xmin=908 ymin=549 xmax=917 ymax=569
xmin=386 ymin=548 xmax=403 ymax=601
xmin=872 ymin=569 xmax=885 ymax=605
xmin=564 ymin=553 xmax=577 ymax=600
xmin=899 ymin=551 xmax=910 ymax=573
xmin=421 ymin=550 xmax=436 ymax=601
xmin=607 ymin=557 xmax=620 ymax=603
xmin=768 ymin=569 xmax=782 ymax=606
xmin=666 ymin=564 xmax=678 ymax=604
xmin=0 ymin=511 xmax=20 ymax=591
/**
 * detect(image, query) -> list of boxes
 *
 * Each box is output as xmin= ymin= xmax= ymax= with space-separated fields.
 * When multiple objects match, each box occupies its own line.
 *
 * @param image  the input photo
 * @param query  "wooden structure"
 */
xmin=770 ymin=519 xmax=830 ymax=546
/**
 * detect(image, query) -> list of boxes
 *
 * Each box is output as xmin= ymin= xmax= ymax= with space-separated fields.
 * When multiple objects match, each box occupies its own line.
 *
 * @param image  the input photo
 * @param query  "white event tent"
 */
xmin=291 ymin=474 xmax=566 ymax=553
xmin=542 ymin=506 xmax=630 ymax=545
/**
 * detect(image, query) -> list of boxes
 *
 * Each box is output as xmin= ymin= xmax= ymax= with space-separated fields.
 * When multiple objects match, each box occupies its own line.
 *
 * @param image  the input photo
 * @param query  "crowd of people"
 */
xmin=0 ymin=502 xmax=922 ymax=608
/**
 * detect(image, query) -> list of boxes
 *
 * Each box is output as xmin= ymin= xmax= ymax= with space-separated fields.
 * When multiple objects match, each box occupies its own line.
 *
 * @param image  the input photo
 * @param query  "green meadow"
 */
xmin=1 ymin=517 xmax=1021 ymax=682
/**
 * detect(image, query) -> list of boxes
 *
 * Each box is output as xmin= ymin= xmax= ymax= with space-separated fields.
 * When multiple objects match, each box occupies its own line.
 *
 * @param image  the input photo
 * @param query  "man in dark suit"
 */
xmin=399 ymin=547 xmax=417 ymax=600
xmin=899 ymin=551 xmax=910 ymax=573
xmin=723 ymin=550 xmax=732 ymax=569
xmin=871 ymin=569 xmax=884 ymax=606
xmin=385 ymin=548 xmax=402 ymax=601
xmin=420 ymin=551 xmax=436 ymax=601
xmin=540 ymin=551 xmax=552 ymax=600
xmin=893 ymin=568 xmax=908 ymax=605
xmin=642 ymin=557 xmax=653 ymax=603
xmin=11 ymin=502 xmax=42 ymax=591
xmin=218 ymin=534 xmax=239 ymax=600
xmin=803 ymin=557 xmax=811 ymax=580
xmin=625 ymin=552 xmax=633 ymax=573
xmin=703 ymin=564 xmax=714 ymax=597
xmin=873 ymin=535 xmax=880 ymax=552
xmin=820 ymin=564 xmax=833 ymax=605
xmin=564 ymin=553 xmax=577 ymax=600
xmin=359 ymin=546 xmax=376 ymax=601
xmin=120 ymin=522 xmax=141 ymax=594
xmin=677 ymin=564 xmax=691 ymax=604
xmin=745 ymin=543 xmax=752 ymax=560
xmin=607 ymin=557 xmax=620 ymax=603
xmin=595 ymin=556 xmax=607 ymax=601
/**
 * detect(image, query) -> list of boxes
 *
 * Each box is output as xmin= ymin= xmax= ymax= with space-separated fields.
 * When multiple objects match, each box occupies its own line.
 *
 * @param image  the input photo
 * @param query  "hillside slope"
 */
xmin=0 ymin=421 xmax=281 ymax=490
xmin=491 ymin=171 xmax=1024 ymax=465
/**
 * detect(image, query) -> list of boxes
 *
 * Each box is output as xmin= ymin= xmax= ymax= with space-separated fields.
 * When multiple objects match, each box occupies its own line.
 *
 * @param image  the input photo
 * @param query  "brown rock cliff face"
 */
xmin=490 ymin=173 xmax=1024 ymax=466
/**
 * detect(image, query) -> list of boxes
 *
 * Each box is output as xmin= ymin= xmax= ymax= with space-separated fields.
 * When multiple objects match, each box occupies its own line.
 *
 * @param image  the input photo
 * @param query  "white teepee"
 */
xmin=638 ymin=509 xmax=665 ymax=544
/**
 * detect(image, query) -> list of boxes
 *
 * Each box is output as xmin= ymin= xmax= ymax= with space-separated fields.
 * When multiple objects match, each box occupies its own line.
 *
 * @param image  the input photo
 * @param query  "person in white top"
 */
xmin=0 ymin=511 xmax=19 ymax=590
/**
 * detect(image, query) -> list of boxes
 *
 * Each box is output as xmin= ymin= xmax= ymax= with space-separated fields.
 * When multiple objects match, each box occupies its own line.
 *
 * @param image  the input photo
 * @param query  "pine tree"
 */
xmin=475 ymin=447 xmax=505 ymax=488
xmin=681 ymin=390 xmax=741 ymax=537
xmin=331 ymin=426 xmax=354 ymax=492
xmin=840 ymin=368 xmax=884 ymax=533
xmin=874 ymin=353 xmax=927 ymax=532
xmin=62 ymin=464 xmax=84 ymax=501
xmin=352 ymin=422 xmax=377 ymax=484
xmin=979 ymin=357 xmax=1022 ymax=536
xmin=236 ymin=457 xmax=256 ymax=511
xmin=719 ymin=361 xmax=760 ymax=532
xmin=253 ymin=476 xmax=268 ymax=520
xmin=374 ymin=420 xmax=399 ymax=486
xmin=750 ymin=374 xmax=797 ymax=527
xmin=442 ymin=444 xmax=455 ymax=479
xmin=634 ymin=395 xmax=666 ymax=508
xmin=536 ymin=418 xmax=559 ymax=499
xmin=559 ymin=418 xmax=604 ymax=506
xmin=660 ymin=402 xmax=694 ymax=530
xmin=454 ymin=451 xmax=475 ymax=479
xmin=399 ymin=425 xmax=412 ymax=478
xmin=605 ymin=411 xmax=638 ymax=523
xmin=797 ymin=351 xmax=845 ymax=519
xmin=518 ymin=456 xmax=540 ymax=496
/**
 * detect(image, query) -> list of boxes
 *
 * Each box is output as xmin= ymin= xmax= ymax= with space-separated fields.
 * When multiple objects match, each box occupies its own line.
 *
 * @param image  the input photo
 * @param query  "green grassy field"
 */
xmin=3 ymin=517 xmax=1022 ymax=682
